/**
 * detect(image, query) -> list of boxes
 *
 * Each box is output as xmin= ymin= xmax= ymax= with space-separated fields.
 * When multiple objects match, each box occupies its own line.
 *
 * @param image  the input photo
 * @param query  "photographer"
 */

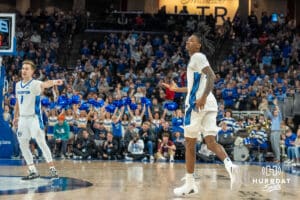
xmin=139 ymin=121 xmax=156 ymax=161
xmin=125 ymin=133 xmax=146 ymax=161
xmin=123 ymin=122 xmax=139 ymax=153
xmin=100 ymin=132 xmax=118 ymax=160
xmin=73 ymin=129 xmax=95 ymax=159
xmin=156 ymin=133 xmax=176 ymax=162
xmin=92 ymin=121 xmax=107 ymax=154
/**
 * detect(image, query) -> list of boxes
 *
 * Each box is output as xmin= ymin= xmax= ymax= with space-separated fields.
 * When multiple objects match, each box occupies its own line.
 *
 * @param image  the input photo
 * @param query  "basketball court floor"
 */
xmin=0 ymin=159 xmax=299 ymax=200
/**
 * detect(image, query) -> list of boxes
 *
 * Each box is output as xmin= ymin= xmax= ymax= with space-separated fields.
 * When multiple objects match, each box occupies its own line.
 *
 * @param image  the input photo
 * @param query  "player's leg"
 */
xmin=174 ymin=111 xmax=200 ymax=196
xmin=205 ymin=135 xmax=237 ymax=177
xmin=201 ymin=111 xmax=229 ymax=160
xmin=17 ymin=118 xmax=40 ymax=180
xmin=202 ymin=111 xmax=239 ymax=188
xmin=185 ymin=137 xmax=197 ymax=174
xmin=31 ymin=117 xmax=58 ymax=178
xmin=205 ymin=135 xmax=227 ymax=160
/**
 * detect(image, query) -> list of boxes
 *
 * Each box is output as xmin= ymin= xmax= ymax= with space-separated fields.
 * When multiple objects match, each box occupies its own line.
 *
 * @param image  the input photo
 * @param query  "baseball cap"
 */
xmin=58 ymin=114 xmax=65 ymax=121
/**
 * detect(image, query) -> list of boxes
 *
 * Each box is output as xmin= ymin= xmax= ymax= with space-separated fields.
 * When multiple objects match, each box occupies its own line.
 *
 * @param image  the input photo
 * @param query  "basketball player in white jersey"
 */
xmin=162 ymin=34 xmax=239 ymax=196
xmin=13 ymin=60 xmax=63 ymax=180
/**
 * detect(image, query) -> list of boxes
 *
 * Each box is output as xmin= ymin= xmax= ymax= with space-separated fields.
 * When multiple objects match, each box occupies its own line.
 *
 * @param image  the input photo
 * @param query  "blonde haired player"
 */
xmin=13 ymin=60 xmax=63 ymax=180
xmin=162 ymin=33 xmax=239 ymax=196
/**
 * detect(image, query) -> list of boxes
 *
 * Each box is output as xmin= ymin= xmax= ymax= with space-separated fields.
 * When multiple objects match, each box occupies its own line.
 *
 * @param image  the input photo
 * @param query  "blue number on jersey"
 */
xmin=20 ymin=95 xmax=23 ymax=104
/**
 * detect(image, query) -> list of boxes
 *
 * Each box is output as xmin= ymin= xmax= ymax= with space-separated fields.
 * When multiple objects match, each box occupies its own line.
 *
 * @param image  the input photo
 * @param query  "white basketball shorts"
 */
xmin=184 ymin=110 xmax=219 ymax=139
xmin=17 ymin=115 xmax=45 ymax=139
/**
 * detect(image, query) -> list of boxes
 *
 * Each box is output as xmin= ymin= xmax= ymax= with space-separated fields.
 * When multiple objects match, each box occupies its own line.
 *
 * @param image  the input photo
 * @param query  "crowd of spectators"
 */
xmin=215 ymin=11 xmax=300 ymax=112
xmin=2 ymin=8 xmax=300 ymax=164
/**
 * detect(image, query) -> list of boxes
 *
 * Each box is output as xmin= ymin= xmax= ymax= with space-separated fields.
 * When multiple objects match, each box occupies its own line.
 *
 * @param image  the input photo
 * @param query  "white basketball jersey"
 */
xmin=16 ymin=79 xmax=42 ymax=116
xmin=186 ymin=52 xmax=218 ymax=111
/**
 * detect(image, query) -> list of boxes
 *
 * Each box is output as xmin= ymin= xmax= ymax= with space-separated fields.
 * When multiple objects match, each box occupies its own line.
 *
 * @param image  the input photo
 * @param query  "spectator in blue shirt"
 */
xmin=222 ymin=83 xmax=238 ymax=109
xmin=219 ymin=109 xmax=239 ymax=132
xmin=112 ymin=107 xmax=125 ymax=155
xmin=265 ymin=99 xmax=282 ymax=162
xmin=285 ymin=127 xmax=297 ymax=148
xmin=171 ymin=109 xmax=184 ymax=136
xmin=217 ymin=122 xmax=234 ymax=146
xmin=246 ymin=124 xmax=268 ymax=150
xmin=284 ymin=127 xmax=297 ymax=164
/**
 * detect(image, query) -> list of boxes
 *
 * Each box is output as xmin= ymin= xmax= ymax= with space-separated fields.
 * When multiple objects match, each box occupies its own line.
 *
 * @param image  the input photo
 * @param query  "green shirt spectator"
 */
xmin=54 ymin=120 xmax=70 ymax=141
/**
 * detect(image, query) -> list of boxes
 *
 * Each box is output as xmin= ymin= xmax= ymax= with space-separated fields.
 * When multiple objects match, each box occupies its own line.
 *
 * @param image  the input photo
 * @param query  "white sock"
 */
xmin=49 ymin=166 xmax=56 ymax=170
xmin=223 ymin=157 xmax=233 ymax=168
xmin=186 ymin=173 xmax=195 ymax=185
xmin=28 ymin=165 xmax=37 ymax=173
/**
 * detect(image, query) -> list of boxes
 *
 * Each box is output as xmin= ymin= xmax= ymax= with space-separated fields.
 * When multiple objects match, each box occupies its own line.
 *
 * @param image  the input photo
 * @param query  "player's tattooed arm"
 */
xmin=195 ymin=65 xmax=216 ymax=110
xmin=201 ymin=66 xmax=216 ymax=97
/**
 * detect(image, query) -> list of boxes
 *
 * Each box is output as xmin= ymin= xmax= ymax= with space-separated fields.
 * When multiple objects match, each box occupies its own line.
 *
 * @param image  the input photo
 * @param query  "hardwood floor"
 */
xmin=0 ymin=160 xmax=299 ymax=200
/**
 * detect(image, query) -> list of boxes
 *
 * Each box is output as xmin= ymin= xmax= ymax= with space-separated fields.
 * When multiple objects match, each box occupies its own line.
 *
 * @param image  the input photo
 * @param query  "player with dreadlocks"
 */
xmin=162 ymin=29 xmax=240 ymax=196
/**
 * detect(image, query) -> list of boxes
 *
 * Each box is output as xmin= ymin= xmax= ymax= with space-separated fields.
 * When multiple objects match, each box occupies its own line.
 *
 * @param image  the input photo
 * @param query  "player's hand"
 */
xmin=13 ymin=118 xmax=18 ymax=127
xmin=54 ymin=79 xmax=64 ymax=86
xmin=161 ymin=81 xmax=177 ymax=92
xmin=195 ymin=96 xmax=207 ymax=110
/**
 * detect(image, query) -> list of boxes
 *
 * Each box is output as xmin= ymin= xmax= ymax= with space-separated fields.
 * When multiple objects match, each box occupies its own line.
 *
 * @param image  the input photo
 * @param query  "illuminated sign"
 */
xmin=0 ymin=20 xmax=9 ymax=33
xmin=0 ymin=13 xmax=15 ymax=53
xmin=159 ymin=0 xmax=239 ymax=24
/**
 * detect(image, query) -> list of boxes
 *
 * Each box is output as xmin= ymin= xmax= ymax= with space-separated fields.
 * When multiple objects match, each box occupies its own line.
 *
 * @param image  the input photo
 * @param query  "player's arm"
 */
xmin=41 ymin=80 xmax=64 ymax=90
xmin=195 ymin=65 xmax=216 ymax=110
xmin=201 ymin=65 xmax=216 ymax=98
xmin=13 ymin=98 xmax=19 ymax=127
xmin=161 ymin=81 xmax=187 ymax=93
